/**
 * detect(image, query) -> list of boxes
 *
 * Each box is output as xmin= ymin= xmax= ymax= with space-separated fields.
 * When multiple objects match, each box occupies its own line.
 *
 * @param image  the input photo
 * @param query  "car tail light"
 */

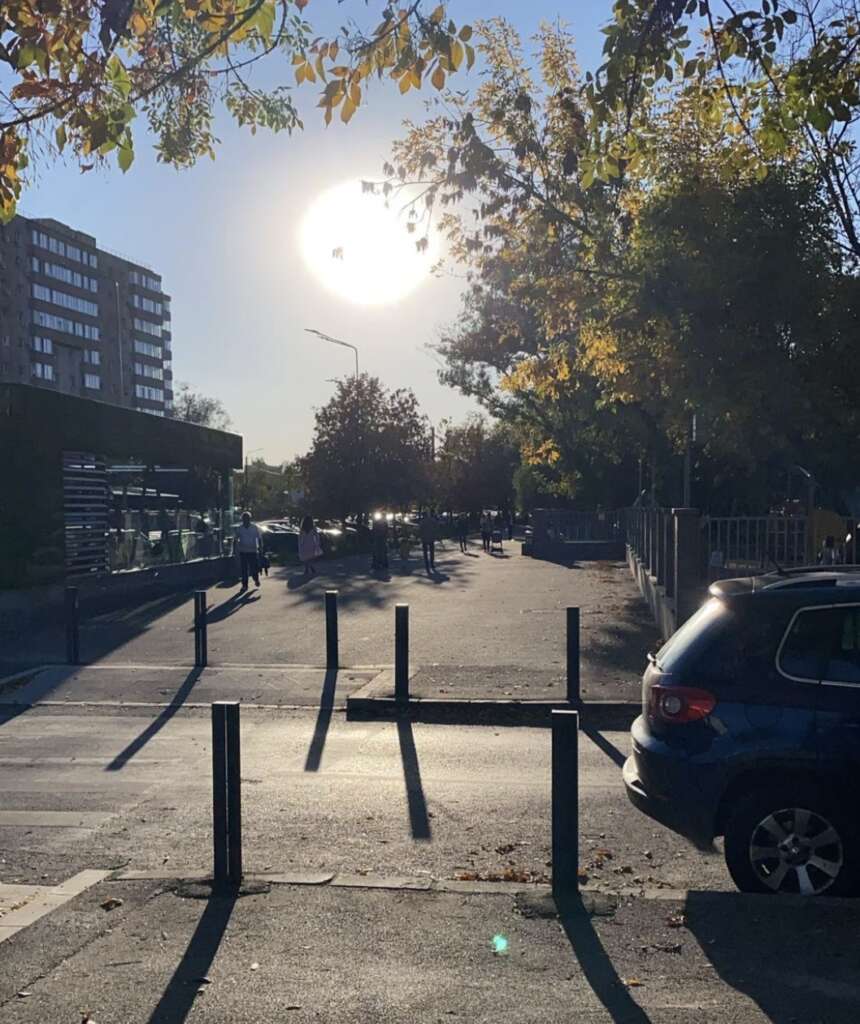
xmin=647 ymin=685 xmax=716 ymax=725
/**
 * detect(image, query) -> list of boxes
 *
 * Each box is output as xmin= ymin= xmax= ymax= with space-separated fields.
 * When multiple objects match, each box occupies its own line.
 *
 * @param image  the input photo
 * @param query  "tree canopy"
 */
xmin=0 ymin=1 xmax=474 ymax=219
xmin=301 ymin=373 xmax=432 ymax=518
xmin=172 ymin=382 xmax=232 ymax=430
xmin=386 ymin=18 xmax=860 ymax=510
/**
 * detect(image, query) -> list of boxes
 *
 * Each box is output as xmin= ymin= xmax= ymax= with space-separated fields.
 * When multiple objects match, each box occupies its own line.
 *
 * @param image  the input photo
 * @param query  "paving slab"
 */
xmin=1 ymin=879 xmax=859 ymax=1023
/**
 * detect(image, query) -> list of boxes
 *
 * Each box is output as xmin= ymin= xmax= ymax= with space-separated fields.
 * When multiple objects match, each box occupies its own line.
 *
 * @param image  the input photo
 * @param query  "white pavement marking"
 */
xmin=0 ymin=869 xmax=110 ymax=943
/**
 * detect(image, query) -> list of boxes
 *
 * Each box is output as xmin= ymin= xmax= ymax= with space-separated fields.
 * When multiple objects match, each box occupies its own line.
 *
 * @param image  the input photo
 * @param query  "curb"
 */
xmin=346 ymin=694 xmax=639 ymax=728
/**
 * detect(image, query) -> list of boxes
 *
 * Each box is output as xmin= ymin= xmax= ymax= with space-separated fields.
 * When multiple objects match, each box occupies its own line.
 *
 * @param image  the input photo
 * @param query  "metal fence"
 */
xmin=702 ymin=515 xmax=809 ymax=580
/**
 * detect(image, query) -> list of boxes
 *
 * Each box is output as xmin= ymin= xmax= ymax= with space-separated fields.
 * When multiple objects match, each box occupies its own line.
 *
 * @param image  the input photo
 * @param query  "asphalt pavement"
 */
xmin=1 ymin=549 xmax=660 ymax=701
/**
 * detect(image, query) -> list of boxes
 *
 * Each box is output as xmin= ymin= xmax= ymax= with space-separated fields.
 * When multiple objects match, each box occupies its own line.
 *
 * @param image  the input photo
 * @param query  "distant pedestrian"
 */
xmin=480 ymin=512 xmax=492 ymax=553
xmin=506 ymin=512 xmax=514 ymax=541
xmin=818 ymin=535 xmax=841 ymax=566
xmin=298 ymin=515 xmax=323 ymax=578
xmin=457 ymin=513 xmax=469 ymax=553
xmin=420 ymin=511 xmax=437 ymax=572
xmin=235 ymin=511 xmax=262 ymax=590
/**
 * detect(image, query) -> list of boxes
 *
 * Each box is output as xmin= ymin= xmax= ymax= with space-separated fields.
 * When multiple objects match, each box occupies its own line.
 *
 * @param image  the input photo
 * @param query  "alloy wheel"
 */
xmin=749 ymin=806 xmax=843 ymax=895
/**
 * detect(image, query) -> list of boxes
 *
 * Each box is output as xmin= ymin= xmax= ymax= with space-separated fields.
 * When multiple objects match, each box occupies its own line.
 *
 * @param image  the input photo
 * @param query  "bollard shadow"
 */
xmin=146 ymin=890 xmax=236 ymax=1024
xmin=303 ymin=668 xmax=338 ymax=772
xmin=195 ymin=591 xmax=259 ymax=626
xmin=105 ymin=666 xmax=203 ymax=771
xmin=396 ymin=717 xmax=431 ymax=841
xmin=555 ymin=891 xmax=652 ymax=1024
xmin=582 ymin=725 xmax=628 ymax=768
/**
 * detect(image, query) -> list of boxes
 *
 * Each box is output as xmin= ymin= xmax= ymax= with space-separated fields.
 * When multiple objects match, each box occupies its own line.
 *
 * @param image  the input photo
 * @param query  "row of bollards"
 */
xmin=208 ymin=702 xmax=580 ymax=895
xmin=64 ymin=585 xmax=582 ymax=706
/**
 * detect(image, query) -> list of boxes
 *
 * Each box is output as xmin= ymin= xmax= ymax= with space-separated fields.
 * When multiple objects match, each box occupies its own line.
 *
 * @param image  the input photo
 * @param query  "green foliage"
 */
xmin=236 ymin=458 xmax=289 ymax=519
xmin=301 ymin=374 xmax=432 ymax=518
xmin=433 ymin=415 xmax=519 ymax=513
xmin=172 ymin=382 xmax=232 ymax=431
xmin=0 ymin=1 xmax=472 ymax=220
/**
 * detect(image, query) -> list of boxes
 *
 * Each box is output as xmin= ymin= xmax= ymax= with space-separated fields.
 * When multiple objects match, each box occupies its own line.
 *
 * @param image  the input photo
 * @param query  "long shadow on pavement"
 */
xmin=684 ymin=890 xmax=860 ymax=1022
xmin=397 ymin=717 xmax=431 ymax=840
xmin=582 ymin=725 xmax=628 ymax=769
xmin=556 ymin=892 xmax=652 ymax=1023
xmin=105 ymin=666 xmax=203 ymax=771
xmin=304 ymin=668 xmax=338 ymax=772
xmin=146 ymin=891 xmax=236 ymax=1024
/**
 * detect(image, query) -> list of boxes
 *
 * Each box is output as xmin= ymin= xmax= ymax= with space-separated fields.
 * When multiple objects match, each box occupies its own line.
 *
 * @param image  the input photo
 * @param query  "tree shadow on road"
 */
xmin=683 ymin=891 xmax=860 ymax=1022
xmin=146 ymin=890 xmax=236 ymax=1024
xmin=105 ymin=666 xmax=203 ymax=771
xmin=556 ymin=891 xmax=652 ymax=1023
xmin=582 ymin=595 xmax=661 ymax=681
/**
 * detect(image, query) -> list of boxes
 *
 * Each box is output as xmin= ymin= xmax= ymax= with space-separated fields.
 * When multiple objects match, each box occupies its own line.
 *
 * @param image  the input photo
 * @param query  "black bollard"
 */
xmin=551 ymin=709 xmax=580 ymax=899
xmin=325 ymin=591 xmax=339 ymax=670
xmin=566 ymin=606 xmax=580 ymax=703
xmin=211 ymin=701 xmax=242 ymax=889
xmin=395 ymin=604 xmax=409 ymax=703
xmin=194 ymin=590 xmax=208 ymax=668
xmin=65 ymin=586 xmax=80 ymax=665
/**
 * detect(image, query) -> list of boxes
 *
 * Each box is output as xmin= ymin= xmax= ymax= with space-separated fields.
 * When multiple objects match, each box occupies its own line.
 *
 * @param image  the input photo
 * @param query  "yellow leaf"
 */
xmin=410 ymin=67 xmax=422 ymax=88
xmin=450 ymin=40 xmax=464 ymax=71
xmin=458 ymin=25 xmax=473 ymax=42
xmin=431 ymin=64 xmax=445 ymax=90
xmin=398 ymin=74 xmax=411 ymax=94
xmin=129 ymin=11 xmax=148 ymax=35
xmin=350 ymin=82 xmax=362 ymax=106
xmin=340 ymin=95 xmax=356 ymax=123
xmin=465 ymin=43 xmax=475 ymax=70
xmin=430 ymin=4 xmax=445 ymax=24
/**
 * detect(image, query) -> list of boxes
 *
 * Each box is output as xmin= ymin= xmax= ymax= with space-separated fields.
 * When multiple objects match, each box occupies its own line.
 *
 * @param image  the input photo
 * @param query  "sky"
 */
xmin=18 ymin=2 xmax=613 ymax=462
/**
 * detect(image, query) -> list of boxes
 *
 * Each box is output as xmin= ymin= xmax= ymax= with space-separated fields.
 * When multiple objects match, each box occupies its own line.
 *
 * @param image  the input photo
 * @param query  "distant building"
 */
xmin=0 ymin=215 xmax=174 ymax=416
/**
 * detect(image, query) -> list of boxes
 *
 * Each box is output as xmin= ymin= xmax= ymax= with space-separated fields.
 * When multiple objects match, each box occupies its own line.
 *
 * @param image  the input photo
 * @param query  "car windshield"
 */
xmin=654 ymin=598 xmax=730 ymax=672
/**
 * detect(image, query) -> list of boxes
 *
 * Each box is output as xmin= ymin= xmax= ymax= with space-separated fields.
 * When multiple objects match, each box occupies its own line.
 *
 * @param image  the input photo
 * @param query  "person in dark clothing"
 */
xmin=457 ymin=513 xmax=469 ymax=553
xmin=371 ymin=514 xmax=389 ymax=573
xmin=420 ymin=512 xmax=437 ymax=572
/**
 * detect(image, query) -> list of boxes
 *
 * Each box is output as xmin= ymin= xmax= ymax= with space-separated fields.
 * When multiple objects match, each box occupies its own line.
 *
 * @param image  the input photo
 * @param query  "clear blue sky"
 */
xmin=19 ymin=2 xmax=613 ymax=461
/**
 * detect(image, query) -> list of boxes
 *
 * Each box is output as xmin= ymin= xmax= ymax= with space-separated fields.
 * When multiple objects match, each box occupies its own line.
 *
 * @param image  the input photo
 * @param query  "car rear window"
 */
xmin=655 ymin=598 xmax=731 ymax=673
xmin=777 ymin=607 xmax=842 ymax=682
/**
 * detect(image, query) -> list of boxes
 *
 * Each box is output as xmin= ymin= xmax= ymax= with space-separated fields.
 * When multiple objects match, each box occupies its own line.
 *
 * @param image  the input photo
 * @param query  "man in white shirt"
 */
xmin=235 ymin=511 xmax=262 ymax=590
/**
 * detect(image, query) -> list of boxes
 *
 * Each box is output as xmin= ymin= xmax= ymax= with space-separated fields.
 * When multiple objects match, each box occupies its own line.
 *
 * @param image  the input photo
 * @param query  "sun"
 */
xmin=299 ymin=179 xmax=438 ymax=306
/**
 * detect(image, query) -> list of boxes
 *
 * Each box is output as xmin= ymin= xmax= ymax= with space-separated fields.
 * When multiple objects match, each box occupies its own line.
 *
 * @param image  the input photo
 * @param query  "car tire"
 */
xmin=724 ymin=784 xmax=860 ymax=896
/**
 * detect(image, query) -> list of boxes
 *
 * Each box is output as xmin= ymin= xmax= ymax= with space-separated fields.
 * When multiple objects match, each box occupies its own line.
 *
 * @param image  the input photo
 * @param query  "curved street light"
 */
xmin=304 ymin=327 xmax=359 ymax=379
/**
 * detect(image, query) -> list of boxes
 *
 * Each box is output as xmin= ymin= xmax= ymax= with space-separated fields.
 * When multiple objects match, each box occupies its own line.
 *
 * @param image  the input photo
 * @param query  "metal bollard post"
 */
xmin=194 ymin=590 xmax=208 ymax=668
xmin=551 ymin=709 xmax=580 ymax=900
xmin=211 ymin=702 xmax=228 ymax=887
xmin=225 ymin=702 xmax=243 ymax=884
xmin=211 ymin=701 xmax=242 ymax=889
xmin=395 ymin=604 xmax=409 ymax=703
xmin=65 ymin=586 xmax=80 ymax=665
xmin=325 ymin=591 xmax=339 ymax=670
xmin=566 ymin=607 xmax=580 ymax=703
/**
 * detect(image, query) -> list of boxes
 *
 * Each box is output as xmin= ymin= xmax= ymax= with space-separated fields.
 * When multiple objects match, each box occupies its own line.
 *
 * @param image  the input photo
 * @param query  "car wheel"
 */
xmin=724 ymin=785 xmax=859 ymax=896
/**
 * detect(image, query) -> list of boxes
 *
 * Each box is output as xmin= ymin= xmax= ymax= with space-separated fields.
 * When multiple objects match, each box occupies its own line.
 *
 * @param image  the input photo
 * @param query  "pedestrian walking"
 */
xmin=420 ymin=511 xmax=438 ymax=572
xmin=371 ymin=513 xmax=389 ymax=573
xmin=235 ymin=510 xmax=263 ymax=590
xmin=480 ymin=511 xmax=492 ymax=553
xmin=298 ymin=515 xmax=323 ymax=578
xmin=457 ymin=512 xmax=469 ymax=553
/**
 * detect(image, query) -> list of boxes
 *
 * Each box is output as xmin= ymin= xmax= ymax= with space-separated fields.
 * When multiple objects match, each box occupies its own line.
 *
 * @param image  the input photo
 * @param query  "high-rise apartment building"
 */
xmin=0 ymin=215 xmax=173 ymax=416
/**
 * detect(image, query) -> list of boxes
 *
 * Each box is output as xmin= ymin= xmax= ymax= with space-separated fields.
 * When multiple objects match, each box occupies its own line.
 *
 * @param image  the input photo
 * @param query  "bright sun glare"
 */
xmin=299 ymin=179 xmax=438 ymax=306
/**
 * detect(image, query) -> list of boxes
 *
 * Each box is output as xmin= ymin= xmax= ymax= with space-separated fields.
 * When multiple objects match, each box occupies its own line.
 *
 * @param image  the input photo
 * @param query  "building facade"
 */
xmin=0 ymin=215 xmax=173 ymax=416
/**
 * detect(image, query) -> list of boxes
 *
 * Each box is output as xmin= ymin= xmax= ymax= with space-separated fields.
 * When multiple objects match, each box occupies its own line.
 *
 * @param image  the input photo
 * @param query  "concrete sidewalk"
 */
xmin=2 ymin=875 xmax=858 ymax=1022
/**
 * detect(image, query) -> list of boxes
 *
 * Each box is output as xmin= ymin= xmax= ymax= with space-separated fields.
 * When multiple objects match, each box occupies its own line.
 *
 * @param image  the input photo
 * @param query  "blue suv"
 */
xmin=624 ymin=569 xmax=860 ymax=896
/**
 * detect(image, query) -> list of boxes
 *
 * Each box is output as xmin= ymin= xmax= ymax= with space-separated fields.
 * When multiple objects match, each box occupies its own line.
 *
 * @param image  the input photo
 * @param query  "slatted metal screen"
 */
xmin=63 ymin=451 xmax=109 ymax=577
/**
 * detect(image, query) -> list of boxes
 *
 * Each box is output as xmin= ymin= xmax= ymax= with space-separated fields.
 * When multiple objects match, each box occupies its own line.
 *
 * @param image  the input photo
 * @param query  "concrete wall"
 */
xmin=627 ymin=545 xmax=677 ymax=641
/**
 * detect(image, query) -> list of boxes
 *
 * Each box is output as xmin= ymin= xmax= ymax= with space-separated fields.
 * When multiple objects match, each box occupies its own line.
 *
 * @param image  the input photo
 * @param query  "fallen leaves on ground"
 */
xmin=666 ymin=913 xmax=686 ymax=928
xmin=100 ymin=898 xmax=123 ymax=911
xmin=623 ymin=978 xmax=645 ymax=988
xmin=454 ymin=866 xmax=550 ymax=884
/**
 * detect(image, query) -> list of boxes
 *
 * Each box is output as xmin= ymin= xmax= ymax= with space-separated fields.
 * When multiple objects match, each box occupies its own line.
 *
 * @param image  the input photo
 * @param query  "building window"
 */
xmin=32 ymin=283 xmax=98 ymax=317
xmin=33 ymin=310 xmax=99 ymax=340
xmin=32 ymin=283 xmax=51 ymax=302
xmin=135 ymin=384 xmax=164 ymax=402
xmin=32 ymin=336 xmax=53 ymax=354
xmin=31 ymin=229 xmax=97 ymax=268
xmin=129 ymin=270 xmax=162 ymax=292
xmin=131 ymin=294 xmax=163 ymax=315
xmin=40 ymin=261 xmax=98 ymax=293
xmin=134 ymin=361 xmax=163 ymax=381
xmin=133 ymin=317 xmax=162 ymax=338
xmin=31 ymin=361 xmax=55 ymax=381
xmin=31 ymin=256 xmax=40 ymax=273
xmin=133 ymin=339 xmax=162 ymax=359
xmin=84 ymin=349 xmax=100 ymax=365
xmin=83 ymin=373 xmax=101 ymax=390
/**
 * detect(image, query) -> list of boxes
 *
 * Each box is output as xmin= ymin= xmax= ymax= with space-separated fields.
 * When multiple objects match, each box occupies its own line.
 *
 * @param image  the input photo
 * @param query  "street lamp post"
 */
xmin=304 ymin=328 xmax=359 ymax=378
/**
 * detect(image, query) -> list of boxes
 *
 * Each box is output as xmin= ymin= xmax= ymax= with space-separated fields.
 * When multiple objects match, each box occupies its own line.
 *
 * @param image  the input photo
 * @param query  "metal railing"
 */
xmin=702 ymin=515 xmax=809 ymax=580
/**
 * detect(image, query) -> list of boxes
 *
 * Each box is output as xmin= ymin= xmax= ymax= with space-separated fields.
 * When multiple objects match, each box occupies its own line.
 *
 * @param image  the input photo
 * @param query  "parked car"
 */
xmin=624 ymin=568 xmax=860 ymax=896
